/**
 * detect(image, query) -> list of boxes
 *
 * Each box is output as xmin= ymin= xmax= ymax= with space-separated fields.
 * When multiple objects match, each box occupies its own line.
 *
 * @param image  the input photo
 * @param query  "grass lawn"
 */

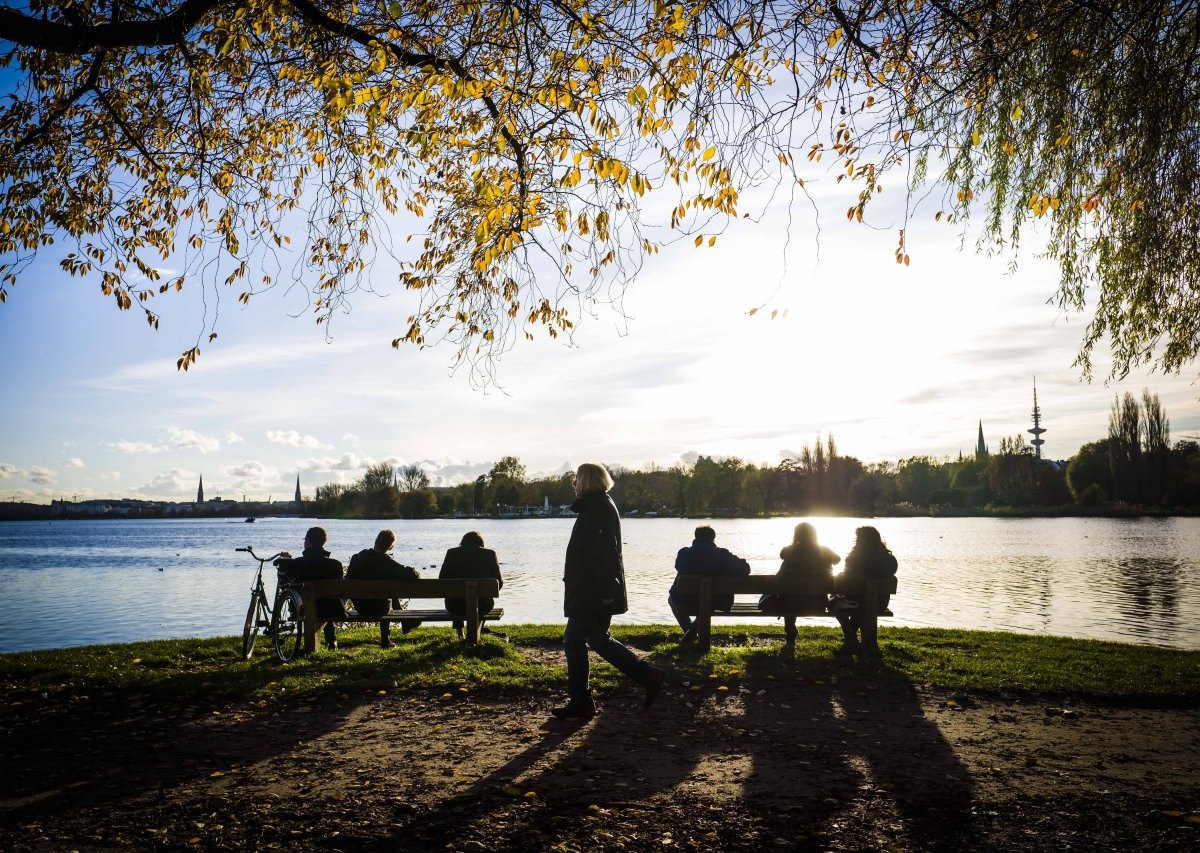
xmin=3 ymin=624 xmax=1196 ymax=706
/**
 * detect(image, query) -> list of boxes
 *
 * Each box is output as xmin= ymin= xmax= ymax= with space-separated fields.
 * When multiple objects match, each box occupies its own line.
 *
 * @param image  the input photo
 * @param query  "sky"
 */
xmin=1 ymin=167 xmax=1198 ymax=504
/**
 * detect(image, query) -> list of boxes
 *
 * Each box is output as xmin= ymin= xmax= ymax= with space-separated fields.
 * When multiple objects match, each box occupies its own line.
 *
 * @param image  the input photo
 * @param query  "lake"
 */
xmin=1 ymin=516 xmax=1198 ymax=652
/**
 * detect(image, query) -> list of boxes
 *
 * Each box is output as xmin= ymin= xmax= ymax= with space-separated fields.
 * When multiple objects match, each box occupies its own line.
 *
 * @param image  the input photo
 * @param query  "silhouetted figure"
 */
xmin=553 ymin=463 xmax=666 ymax=720
xmin=438 ymin=531 xmax=504 ymax=639
xmin=668 ymin=525 xmax=751 ymax=644
xmin=275 ymin=526 xmax=344 ymax=649
xmin=835 ymin=526 xmax=898 ymax=656
xmin=767 ymin=522 xmax=840 ymax=644
xmin=347 ymin=529 xmax=420 ymax=648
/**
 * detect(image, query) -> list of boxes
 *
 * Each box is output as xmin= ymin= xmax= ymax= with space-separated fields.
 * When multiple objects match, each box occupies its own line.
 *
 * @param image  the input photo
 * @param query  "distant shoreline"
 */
xmin=1 ymin=504 xmax=1197 ymax=522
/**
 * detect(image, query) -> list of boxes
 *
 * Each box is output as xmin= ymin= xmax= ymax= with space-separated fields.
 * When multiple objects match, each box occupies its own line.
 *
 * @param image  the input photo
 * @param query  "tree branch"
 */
xmin=0 ymin=0 xmax=225 ymax=53
xmin=16 ymin=54 xmax=104 ymax=150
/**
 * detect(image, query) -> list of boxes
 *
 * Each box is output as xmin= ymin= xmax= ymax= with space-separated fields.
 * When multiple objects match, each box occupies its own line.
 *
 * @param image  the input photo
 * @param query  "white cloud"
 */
xmin=168 ymin=427 xmax=222 ymax=453
xmin=410 ymin=458 xmax=494 ymax=486
xmin=342 ymin=433 xmax=361 ymax=446
xmin=267 ymin=429 xmax=331 ymax=449
xmin=0 ymin=462 xmax=22 ymax=479
xmin=297 ymin=452 xmax=371 ymax=472
xmin=223 ymin=431 xmax=245 ymax=445
xmin=101 ymin=471 xmax=122 ymax=481
xmin=64 ymin=457 xmax=85 ymax=468
xmin=29 ymin=465 xmax=56 ymax=485
xmin=108 ymin=440 xmax=166 ymax=454
xmin=137 ymin=468 xmax=197 ymax=497
xmin=225 ymin=460 xmax=283 ymax=494
xmin=228 ymin=461 xmax=272 ymax=478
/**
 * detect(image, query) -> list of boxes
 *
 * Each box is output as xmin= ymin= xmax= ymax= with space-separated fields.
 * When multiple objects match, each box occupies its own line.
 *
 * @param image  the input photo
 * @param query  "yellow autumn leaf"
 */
xmin=701 ymin=146 xmax=716 ymax=161
xmin=1010 ymin=104 xmax=1023 ymax=122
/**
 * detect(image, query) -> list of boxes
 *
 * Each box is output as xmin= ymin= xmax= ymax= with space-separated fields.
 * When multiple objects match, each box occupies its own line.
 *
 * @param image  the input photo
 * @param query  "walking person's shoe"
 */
xmin=551 ymin=695 xmax=597 ymax=720
xmin=643 ymin=667 xmax=666 ymax=709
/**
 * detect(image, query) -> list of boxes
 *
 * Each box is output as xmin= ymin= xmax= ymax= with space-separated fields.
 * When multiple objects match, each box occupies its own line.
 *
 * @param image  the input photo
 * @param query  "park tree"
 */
xmin=1107 ymin=392 xmax=1143 ymax=503
xmin=986 ymin=435 xmax=1035 ymax=507
xmin=895 ymin=455 xmax=947 ymax=506
xmin=1066 ymin=439 xmax=1111 ymax=505
xmin=2 ymin=2 xmax=1198 ymax=385
xmin=486 ymin=455 xmax=525 ymax=511
xmin=398 ymin=463 xmax=430 ymax=492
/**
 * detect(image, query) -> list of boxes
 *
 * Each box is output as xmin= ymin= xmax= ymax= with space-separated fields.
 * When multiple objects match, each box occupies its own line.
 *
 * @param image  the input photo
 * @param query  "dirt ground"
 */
xmin=2 ymin=641 xmax=1198 ymax=852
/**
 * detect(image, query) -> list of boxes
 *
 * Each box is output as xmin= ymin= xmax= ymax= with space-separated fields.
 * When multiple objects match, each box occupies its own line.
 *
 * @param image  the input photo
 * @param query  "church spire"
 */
xmin=294 ymin=473 xmax=302 ymax=504
xmin=975 ymin=422 xmax=989 ymax=458
xmin=197 ymin=475 xmax=204 ymax=503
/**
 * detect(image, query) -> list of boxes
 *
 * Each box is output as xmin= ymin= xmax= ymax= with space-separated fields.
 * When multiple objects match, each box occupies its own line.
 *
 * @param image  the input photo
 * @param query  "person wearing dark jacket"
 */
xmin=771 ymin=522 xmax=840 ymax=644
xmin=275 ymin=526 xmax=345 ymax=649
xmin=346 ymin=529 xmax=421 ymax=648
xmin=834 ymin=526 xmax=898 ymax=656
xmin=438 ymin=531 xmax=504 ymax=639
xmin=553 ymin=462 xmax=666 ymax=721
xmin=668 ymin=526 xmax=751 ymax=644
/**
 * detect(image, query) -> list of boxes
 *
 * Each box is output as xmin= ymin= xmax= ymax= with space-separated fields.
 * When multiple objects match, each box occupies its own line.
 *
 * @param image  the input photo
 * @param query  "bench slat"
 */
xmin=299 ymin=578 xmax=502 ymax=653
xmin=673 ymin=574 xmax=897 ymax=595
xmin=308 ymin=578 xmax=500 ymax=597
xmin=679 ymin=575 xmax=897 ymax=653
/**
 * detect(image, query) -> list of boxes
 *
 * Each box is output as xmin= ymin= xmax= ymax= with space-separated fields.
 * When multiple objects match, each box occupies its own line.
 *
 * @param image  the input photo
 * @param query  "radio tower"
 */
xmin=1028 ymin=379 xmax=1046 ymax=459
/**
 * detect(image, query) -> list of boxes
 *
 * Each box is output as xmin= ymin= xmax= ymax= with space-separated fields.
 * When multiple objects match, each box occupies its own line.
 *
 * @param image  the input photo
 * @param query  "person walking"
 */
xmin=553 ymin=462 xmax=665 ymax=720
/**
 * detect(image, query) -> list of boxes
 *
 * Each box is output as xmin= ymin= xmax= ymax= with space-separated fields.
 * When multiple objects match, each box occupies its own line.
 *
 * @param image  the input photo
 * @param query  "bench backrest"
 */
xmin=305 ymin=578 xmax=501 ymax=598
xmin=673 ymin=574 xmax=897 ymax=595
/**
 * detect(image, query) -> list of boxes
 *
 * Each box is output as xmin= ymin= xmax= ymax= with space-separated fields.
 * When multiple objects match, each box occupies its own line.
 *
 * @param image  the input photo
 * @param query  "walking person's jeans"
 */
xmin=564 ymin=614 xmax=654 ymax=701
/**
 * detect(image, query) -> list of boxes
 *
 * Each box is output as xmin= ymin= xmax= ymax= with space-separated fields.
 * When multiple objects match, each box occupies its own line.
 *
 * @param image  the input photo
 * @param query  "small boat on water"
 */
xmin=244 ymin=517 xmax=256 ymax=523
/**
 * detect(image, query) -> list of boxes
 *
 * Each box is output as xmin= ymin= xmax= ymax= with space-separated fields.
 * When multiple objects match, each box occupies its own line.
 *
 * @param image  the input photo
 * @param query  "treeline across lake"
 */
xmin=310 ymin=392 xmax=1199 ymax=519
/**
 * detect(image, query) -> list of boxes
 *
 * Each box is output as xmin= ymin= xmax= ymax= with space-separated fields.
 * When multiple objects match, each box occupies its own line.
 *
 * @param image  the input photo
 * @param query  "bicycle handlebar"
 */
xmin=238 ymin=546 xmax=285 ymax=563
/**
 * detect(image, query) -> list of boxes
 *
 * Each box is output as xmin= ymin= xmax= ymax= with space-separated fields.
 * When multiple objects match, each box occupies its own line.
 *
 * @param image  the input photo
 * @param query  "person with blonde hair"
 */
xmin=553 ymin=463 xmax=666 ymax=720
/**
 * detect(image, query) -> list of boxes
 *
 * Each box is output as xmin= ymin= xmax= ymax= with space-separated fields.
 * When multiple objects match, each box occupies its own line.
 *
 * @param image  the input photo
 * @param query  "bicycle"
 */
xmin=238 ymin=546 xmax=306 ymax=662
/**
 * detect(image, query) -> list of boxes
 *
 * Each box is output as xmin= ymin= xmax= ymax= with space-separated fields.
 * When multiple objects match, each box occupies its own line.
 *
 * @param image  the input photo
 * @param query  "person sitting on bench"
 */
xmin=438 ymin=531 xmax=504 ymax=639
xmin=668 ymin=525 xmax=751 ymax=644
xmin=275 ymin=526 xmax=345 ymax=649
xmin=768 ymin=522 xmax=840 ymax=645
xmin=834 ymin=526 xmax=897 ymax=655
xmin=346 ymin=529 xmax=421 ymax=648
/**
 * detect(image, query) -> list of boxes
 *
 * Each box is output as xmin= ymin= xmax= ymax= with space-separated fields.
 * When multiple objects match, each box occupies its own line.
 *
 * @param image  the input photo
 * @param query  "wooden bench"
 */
xmin=673 ymin=574 xmax=898 ymax=652
xmin=300 ymin=578 xmax=503 ymax=653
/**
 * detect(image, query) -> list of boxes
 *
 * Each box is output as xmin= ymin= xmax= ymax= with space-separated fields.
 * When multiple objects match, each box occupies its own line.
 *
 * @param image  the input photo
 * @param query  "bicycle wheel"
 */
xmin=242 ymin=588 xmax=265 ymax=660
xmin=272 ymin=589 xmax=304 ymax=662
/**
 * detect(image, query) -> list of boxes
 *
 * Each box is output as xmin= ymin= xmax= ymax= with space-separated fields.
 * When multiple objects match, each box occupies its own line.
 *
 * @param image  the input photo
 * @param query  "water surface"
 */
xmin=1 ymin=516 xmax=1197 ymax=652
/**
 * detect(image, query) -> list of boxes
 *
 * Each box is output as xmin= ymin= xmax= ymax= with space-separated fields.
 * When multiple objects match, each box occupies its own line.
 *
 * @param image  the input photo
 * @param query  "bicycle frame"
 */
xmin=238 ymin=546 xmax=285 ymax=660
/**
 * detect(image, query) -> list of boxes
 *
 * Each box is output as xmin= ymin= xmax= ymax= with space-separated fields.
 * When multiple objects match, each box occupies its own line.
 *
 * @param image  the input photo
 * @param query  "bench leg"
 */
xmin=465 ymin=580 xmax=481 ymax=645
xmin=302 ymin=583 xmax=318 ymax=655
xmin=860 ymin=583 xmax=879 ymax=655
xmin=697 ymin=579 xmax=713 ymax=652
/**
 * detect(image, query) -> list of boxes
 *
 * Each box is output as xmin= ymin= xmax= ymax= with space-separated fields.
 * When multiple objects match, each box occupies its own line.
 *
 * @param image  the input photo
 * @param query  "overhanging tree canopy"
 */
xmin=0 ymin=1 xmax=1196 ymax=384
